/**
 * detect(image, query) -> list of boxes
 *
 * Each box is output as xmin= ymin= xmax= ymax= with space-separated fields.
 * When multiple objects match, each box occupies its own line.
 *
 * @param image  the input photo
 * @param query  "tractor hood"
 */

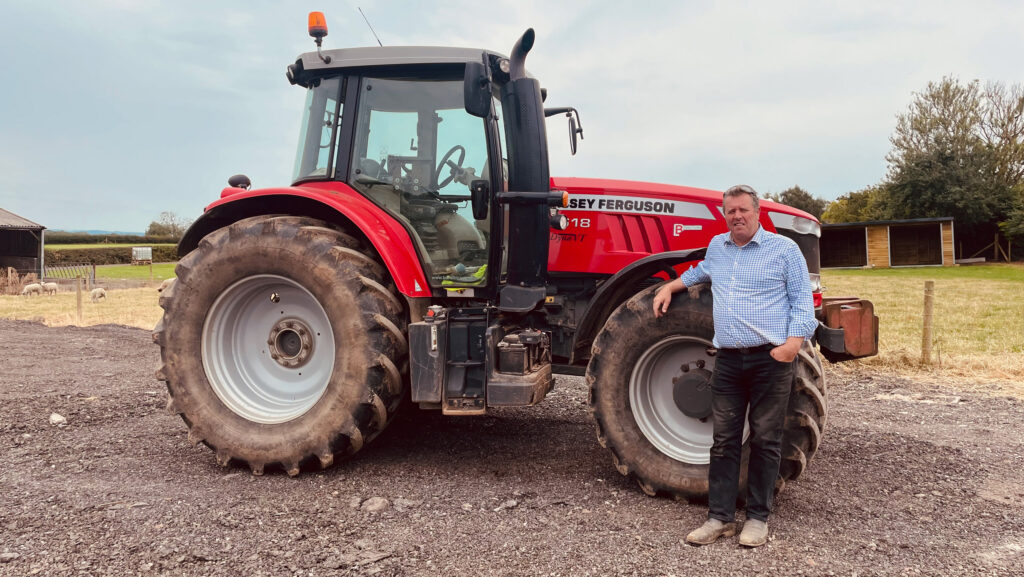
xmin=550 ymin=176 xmax=819 ymax=223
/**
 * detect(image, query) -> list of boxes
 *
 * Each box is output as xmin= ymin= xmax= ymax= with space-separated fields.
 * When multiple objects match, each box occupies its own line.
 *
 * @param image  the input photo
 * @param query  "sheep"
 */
xmin=42 ymin=282 xmax=59 ymax=295
xmin=20 ymin=283 xmax=42 ymax=296
xmin=90 ymin=287 xmax=107 ymax=303
xmin=157 ymin=278 xmax=176 ymax=293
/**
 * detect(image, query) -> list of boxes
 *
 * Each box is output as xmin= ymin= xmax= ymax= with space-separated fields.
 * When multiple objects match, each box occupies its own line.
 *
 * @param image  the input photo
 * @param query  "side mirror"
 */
xmin=569 ymin=116 xmax=578 ymax=156
xmin=544 ymin=107 xmax=584 ymax=156
xmin=464 ymin=61 xmax=491 ymax=118
xmin=470 ymin=179 xmax=490 ymax=221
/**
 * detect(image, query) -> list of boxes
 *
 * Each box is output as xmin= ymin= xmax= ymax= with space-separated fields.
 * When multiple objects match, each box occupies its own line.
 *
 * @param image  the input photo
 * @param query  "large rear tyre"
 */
xmin=154 ymin=216 xmax=407 ymax=476
xmin=587 ymin=283 xmax=827 ymax=500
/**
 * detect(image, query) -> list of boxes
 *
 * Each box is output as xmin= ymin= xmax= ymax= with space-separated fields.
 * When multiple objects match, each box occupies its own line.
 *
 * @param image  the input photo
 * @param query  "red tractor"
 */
xmin=155 ymin=14 xmax=878 ymax=499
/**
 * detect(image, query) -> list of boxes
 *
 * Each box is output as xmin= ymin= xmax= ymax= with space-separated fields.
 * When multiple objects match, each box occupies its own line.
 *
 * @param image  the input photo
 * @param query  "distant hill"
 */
xmin=51 ymin=229 xmax=146 ymax=236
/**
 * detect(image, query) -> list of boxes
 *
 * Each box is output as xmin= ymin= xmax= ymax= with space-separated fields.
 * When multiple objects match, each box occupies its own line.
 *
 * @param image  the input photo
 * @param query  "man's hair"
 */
xmin=723 ymin=184 xmax=759 ymax=211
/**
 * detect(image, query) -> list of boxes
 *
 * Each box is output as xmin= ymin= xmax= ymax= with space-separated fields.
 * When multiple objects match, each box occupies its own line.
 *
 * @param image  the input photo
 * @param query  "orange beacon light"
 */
xmin=308 ymin=12 xmax=328 ymax=40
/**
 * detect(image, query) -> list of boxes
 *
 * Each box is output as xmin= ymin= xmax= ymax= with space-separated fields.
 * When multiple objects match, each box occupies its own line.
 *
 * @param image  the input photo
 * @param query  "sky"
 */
xmin=1 ymin=0 xmax=1023 ymax=232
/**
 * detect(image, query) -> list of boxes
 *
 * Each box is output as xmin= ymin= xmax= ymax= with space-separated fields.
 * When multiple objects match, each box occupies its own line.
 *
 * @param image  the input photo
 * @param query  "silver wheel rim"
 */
xmin=202 ymin=274 xmax=336 ymax=424
xmin=629 ymin=335 xmax=748 ymax=464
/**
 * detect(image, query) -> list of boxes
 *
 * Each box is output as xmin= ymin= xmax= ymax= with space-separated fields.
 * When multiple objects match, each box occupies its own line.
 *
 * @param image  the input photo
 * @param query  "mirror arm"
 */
xmin=544 ymin=106 xmax=573 ymax=118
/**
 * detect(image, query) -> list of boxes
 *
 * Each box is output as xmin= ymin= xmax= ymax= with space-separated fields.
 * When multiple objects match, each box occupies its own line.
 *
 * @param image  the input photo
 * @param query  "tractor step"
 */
xmin=442 ymin=397 xmax=486 ymax=415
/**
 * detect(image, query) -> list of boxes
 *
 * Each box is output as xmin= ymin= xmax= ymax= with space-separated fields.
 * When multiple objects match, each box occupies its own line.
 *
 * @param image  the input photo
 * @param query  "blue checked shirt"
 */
xmin=679 ymin=225 xmax=817 ymax=349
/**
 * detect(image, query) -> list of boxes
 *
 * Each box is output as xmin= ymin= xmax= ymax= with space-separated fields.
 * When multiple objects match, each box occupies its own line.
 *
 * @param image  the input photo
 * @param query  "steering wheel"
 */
xmin=434 ymin=145 xmax=466 ymax=189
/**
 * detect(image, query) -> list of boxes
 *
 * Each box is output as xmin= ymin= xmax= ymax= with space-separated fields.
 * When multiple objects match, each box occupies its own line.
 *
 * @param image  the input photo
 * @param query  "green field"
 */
xmin=46 ymin=243 xmax=178 ymax=250
xmin=96 ymin=262 xmax=177 ymax=280
xmin=821 ymin=263 xmax=1024 ymax=383
xmin=824 ymin=263 xmax=1024 ymax=282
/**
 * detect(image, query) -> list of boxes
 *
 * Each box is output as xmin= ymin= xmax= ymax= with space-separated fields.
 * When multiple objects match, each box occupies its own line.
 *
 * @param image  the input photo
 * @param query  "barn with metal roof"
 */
xmin=0 ymin=208 xmax=46 ymax=275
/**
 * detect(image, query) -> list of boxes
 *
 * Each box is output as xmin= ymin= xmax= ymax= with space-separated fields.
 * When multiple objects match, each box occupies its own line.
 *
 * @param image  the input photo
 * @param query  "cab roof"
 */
xmin=293 ymin=46 xmax=505 ymax=75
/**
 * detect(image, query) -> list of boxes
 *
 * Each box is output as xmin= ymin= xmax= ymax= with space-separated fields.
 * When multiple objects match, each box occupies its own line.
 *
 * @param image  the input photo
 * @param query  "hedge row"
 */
xmin=45 ymin=232 xmax=180 ymax=245
xmin=45 ymin=245 xmax=179 ymax=266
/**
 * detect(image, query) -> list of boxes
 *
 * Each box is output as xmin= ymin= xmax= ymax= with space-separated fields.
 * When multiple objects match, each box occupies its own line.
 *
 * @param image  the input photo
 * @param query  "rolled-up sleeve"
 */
xmin=680 ymin=259 xmax=711 ymax=287
xmin=783 ymin=246 xmax=817 ymax=339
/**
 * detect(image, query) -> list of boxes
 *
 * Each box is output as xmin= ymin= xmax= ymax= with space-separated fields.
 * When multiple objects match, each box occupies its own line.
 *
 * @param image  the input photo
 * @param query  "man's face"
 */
xmin=723 ymin=194 xmax=759 ymax=244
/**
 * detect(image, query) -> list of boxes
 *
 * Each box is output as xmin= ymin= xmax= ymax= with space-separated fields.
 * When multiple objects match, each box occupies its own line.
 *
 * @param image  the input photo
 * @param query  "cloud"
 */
xmin=1 ymin=1 xmax=1023 ymax=230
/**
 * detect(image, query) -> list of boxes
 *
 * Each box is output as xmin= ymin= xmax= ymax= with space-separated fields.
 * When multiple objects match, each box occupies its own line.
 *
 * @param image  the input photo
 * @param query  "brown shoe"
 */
xmin=738 ymin=519 xmax=768 ymax=547
xmin=685 ymin=518 xmax=737 ymax=545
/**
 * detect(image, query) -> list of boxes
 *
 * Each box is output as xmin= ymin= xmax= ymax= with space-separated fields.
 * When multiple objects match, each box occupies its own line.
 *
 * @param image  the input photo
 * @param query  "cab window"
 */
xmin=292 ymin=77 xmax=344 ymax=181
xmin=350 ymin=77 xmax=492 ymax=287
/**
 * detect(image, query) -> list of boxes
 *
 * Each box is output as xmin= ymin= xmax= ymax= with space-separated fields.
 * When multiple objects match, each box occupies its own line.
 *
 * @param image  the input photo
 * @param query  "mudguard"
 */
xmin=177 ymin=182 xmax=432 ymax=298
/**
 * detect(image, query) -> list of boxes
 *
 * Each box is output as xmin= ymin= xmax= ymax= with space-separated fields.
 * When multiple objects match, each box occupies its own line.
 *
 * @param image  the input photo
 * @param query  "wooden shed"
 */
xmin=0 ymin=208 xmax=46 ymax=275
xmin=821 ymin=217 xmax=955 ymax=268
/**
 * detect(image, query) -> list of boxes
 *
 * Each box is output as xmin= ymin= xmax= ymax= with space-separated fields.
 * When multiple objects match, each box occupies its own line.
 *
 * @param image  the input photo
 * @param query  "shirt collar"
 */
xmin=724 ymin=224 xmax=765 ymax=247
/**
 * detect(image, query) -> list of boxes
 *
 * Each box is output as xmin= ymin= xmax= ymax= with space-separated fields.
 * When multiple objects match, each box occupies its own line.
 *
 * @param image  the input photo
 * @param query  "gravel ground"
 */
xmin=0 ymin=319 xmax=1022 ymax=576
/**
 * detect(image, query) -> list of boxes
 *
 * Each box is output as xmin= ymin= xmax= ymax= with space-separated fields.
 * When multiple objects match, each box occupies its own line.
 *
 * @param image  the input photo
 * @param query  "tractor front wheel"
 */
xmin=154 ymin=216 xmax=407 ymax=475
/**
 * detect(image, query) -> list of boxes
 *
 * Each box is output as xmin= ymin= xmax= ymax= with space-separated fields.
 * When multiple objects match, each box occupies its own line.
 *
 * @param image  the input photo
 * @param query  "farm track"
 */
xmin=0 ymin=319 xmax=1022 ymax=576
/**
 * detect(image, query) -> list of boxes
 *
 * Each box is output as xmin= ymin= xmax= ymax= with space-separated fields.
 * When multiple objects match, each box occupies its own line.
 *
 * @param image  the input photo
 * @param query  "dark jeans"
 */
xmin=708 ymin=348 xmax=793 ymax=523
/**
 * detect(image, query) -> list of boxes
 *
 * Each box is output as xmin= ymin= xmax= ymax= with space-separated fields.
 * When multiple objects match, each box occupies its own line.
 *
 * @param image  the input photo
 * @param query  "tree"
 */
xmin=885 ymin=76 xmax=1023 ymax=244
xmin=146 ymin=211 xmax=190 ymax=239
xmin=1000 ymin=184 xmax=1024 ymax=241
xmin=764 ymin=186 xmax=827 ymax=219
xmin=981 ymin=82 xmax=1024 ymax=190
xmin=983 ymin=82 xmax=1024 ymax=245
xmin=820 ymin=186 xmax=887 ymax=223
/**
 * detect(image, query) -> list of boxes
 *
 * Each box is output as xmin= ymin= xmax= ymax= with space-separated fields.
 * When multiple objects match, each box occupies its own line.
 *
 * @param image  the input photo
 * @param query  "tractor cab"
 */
xmin=291 ymin=57 xmax=503 ymax=289
xmin=287 ymin=21 xmax=569 ymax=311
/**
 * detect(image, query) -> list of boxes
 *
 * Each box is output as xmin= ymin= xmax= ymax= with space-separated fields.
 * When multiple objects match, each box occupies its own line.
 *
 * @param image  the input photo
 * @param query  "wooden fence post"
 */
xmin=921 ymin=280 xmax=934 ymax=365
xmin=76 ymin=276 xmax=83 ymax=325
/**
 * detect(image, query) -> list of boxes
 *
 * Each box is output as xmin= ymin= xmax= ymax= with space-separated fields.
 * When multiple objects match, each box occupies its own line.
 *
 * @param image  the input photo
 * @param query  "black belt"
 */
xmin=720 ymin=343 xmax=774 ymax=354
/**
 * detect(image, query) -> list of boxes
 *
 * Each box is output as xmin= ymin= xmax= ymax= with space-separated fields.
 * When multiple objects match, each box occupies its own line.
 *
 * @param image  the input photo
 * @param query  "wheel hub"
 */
xmin=268 ymin=319 xmax=314 ymax=368
xmin=630 ymin=335 xmax=749 ymax=464
xmin=202 ymin=274 xmax=336 ymax=424
xmin=673 ymin=367 xmax=713 ymax=419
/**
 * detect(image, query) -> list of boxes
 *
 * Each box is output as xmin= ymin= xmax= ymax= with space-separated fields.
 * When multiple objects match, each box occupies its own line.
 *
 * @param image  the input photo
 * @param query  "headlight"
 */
xmin=808 ymin=273 xmax=822 ymax=293
xmin=768 ymin=212 xmax=821 ymax=238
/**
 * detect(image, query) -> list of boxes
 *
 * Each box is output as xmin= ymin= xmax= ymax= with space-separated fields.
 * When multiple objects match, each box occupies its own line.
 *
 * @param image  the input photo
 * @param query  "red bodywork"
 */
xmin=208 ymin=177 xmax=819 ymax=301
xmin=548 ymin=177 xmax=822 ymax=306
xmin=548 ymin=177 xmax=814 ymax=274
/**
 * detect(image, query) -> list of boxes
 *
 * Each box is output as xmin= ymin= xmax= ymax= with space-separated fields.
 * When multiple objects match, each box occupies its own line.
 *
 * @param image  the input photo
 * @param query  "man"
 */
xmin=652 ymin=184 xmax=817 ymax=547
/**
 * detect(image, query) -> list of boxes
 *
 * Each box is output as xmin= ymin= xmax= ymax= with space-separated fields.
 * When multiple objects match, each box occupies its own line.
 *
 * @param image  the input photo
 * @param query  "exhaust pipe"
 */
xmin=509 ymin=28 xmax=534 ymax=81
xmin=498 ymin=28 xmax=551 ymax=312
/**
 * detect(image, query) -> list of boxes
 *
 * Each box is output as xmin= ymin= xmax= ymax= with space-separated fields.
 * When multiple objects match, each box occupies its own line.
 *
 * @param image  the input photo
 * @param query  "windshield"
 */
xmin=350 ymin=77 xmax=493 ymax=287
xmin=292 ymin=77 xmax=344 ymax=181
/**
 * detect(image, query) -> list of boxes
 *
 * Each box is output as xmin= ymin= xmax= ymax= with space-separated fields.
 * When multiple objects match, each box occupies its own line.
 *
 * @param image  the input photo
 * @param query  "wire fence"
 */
xmin=2 ymin=264 xmax=101 ymax=295
xmin=44 ymin=263 xmax=96 ymax=282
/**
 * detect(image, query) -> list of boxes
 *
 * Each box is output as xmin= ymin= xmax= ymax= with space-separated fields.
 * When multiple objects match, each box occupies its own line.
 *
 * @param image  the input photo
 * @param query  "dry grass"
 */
xmin=822 ymin=264 xmax=1024 ymax=397
xmin=0 ymin=286 xmax=164 ymax=330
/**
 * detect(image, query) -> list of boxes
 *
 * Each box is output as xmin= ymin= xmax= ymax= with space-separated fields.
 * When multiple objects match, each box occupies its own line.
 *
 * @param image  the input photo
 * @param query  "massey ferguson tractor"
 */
xmin=154 ymin=13 xmax=878 ymax=500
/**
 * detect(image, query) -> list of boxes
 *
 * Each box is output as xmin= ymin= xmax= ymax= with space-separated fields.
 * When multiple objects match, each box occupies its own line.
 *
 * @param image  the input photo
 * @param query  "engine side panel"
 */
xmin=548 ymin=177 xmax=811 ymax=276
